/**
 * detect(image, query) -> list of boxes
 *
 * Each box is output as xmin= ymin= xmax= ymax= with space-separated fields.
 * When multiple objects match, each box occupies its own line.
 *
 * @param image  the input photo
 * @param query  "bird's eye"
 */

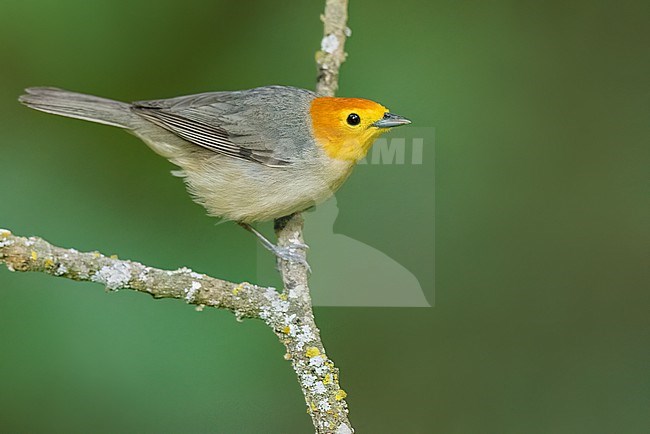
xmin=347 ymin=113 xmax=361 ymax=126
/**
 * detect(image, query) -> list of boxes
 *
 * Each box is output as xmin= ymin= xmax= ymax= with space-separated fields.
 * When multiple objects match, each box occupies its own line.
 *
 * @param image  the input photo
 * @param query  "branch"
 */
xmin=275 ymin=215 xmax=352 ymax=434
xmin=1 ymin=227 xmax=352 ymax=433
xmin=270 ymin=0 xmax=352 ymax=432
xmin=0 ymin=229 xmax=270 ymax=318
xmin=316 ymin=0 xmax=350 ymax=97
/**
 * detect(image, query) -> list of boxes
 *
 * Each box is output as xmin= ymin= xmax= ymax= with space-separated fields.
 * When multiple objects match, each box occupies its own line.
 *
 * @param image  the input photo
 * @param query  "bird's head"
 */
xmin=309 ymin=97 xmax=410 ymax=162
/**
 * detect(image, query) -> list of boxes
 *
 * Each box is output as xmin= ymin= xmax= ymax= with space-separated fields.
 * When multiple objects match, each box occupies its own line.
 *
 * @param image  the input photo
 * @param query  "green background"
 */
xmin=1 ymin=0 xmax=647 ymax=432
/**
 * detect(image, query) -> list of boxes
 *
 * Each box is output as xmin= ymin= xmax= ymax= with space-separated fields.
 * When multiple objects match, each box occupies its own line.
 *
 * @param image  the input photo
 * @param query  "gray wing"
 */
xmin=131 ymin=86 xmax=316 ymax=167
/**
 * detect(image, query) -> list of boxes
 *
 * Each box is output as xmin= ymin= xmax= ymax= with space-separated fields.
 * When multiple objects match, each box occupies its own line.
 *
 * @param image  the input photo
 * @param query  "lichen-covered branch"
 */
xmin=0 ymin=229 xmax=271 ymax=318
xmin=316 ymin=0 xmax=350 ymax=97
xmin=274 ymin=215 xmax=351 ymax=434
xmin=268 ymin=1 xmax=353 ymax=433
xmin=1 ymin=225 xmax=353 ymax=433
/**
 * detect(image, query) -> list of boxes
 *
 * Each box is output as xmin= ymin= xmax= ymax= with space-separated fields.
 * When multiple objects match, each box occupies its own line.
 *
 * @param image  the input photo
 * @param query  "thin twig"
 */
xmin=316 ymin=0 xmax=350 ymax=97
xmin=272 ymin=0 xmax=352 ymax=432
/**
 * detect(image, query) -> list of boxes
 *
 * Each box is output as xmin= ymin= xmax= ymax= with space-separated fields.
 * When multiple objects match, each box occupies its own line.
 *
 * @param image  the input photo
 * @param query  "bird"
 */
xmin=19 ymin=85 xmax=411 ymax=266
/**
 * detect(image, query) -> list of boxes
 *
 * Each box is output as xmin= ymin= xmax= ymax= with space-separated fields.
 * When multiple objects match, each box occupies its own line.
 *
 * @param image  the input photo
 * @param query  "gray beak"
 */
xmin=372 ymin=112 xmax=411 ymax=128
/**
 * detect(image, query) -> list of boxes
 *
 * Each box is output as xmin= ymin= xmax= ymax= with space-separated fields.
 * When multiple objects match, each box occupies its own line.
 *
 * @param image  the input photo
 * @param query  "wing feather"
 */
xmin=132 ymin=106 xmax=291 ymax=166
xmin=131 ymin=86 xmax=316 ymax=167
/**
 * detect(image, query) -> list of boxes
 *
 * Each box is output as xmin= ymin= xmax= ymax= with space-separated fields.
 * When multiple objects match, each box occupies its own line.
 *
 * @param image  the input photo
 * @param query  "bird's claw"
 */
xmin=238 ymin=222 xmax=311 ymax=272
xmin=272 ymin=243 xmax=311 ymax=273
xmin=290 ymin=241 xmax=309 ymax=250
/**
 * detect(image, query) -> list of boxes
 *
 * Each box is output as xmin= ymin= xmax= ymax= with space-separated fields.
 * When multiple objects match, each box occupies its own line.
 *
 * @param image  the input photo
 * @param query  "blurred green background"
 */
xmin=1 ymin=0 xmax=648 ymax=432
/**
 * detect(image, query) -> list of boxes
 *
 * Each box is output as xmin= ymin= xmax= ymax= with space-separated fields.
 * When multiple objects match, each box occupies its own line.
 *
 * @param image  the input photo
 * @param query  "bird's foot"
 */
xmin=271 ymin=243 xmax=311 ymax=273
xmin=238 ymin=222 xmax=311 ymax=272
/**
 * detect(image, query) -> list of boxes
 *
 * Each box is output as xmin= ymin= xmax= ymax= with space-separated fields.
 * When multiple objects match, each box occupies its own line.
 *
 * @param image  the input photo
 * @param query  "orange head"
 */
xmin=309 ymin=97 xmax=410 ymax=162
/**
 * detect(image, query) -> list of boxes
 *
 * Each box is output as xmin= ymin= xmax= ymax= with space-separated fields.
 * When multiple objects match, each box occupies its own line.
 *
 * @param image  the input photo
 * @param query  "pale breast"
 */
xmin=175 ymin=148 xmax=355 ymax=223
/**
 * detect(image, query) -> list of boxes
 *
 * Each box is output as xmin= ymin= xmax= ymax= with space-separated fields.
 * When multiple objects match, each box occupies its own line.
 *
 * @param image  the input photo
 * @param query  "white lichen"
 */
xmin=173 ymin=266 xmax=202 ymax=279
xmin=185 ymin=281 xmax=201 ymax=302
xmin=271 ymin=298 xmax=290 ymax=314
xmin=54 ymin=264 xmax=68 ymax=276
xmin=321 ymin=34 xmax=339 ymax=54
xmin=302 ymin=373 xmax=317 ymax=388
xmin=91 ymin=262 xmax=131 ymax=290
xmin=287 ymin=323 xmax=299 ymax=337
xmin=318 ymin=399 xmax=331 ymax=411
xmin=259 ymin=287 xmax=289 ymax=322
xmin=314 ymin=364 xmax=329 ymax=376
xmin=263 ymin=287 xmax=278 ymax=301
xmin=294 ymin=324 xmax=316 ymax=351
xmin=309 ymin=355 xmax=325 ymax=368
xmin=336 ymin=423 xmax=353 ymax=434
xmin=312 ymin=381 xmax=327 ymax=394
xmin=288 ymin=284 xmax=308 ymax=301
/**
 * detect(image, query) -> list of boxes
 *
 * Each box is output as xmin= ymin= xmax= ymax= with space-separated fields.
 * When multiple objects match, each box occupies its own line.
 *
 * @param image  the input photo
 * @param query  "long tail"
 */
xmin=19 ymin=87 xmax=137 ymax=129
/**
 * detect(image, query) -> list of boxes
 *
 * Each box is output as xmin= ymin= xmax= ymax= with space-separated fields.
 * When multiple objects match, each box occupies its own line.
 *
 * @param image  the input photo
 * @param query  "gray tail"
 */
xmin=19 ymin=87 xmax=136 ymax=129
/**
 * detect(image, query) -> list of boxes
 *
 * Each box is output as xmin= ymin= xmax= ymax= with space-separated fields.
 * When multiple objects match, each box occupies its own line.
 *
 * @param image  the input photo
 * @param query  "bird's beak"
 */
xmin=372 ymin=112 xmax=411 ymax=128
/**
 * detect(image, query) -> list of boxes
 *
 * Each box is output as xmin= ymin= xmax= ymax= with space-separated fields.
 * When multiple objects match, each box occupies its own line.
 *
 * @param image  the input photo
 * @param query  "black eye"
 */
xmin=347 ymin=113 xmax=361 ymax=126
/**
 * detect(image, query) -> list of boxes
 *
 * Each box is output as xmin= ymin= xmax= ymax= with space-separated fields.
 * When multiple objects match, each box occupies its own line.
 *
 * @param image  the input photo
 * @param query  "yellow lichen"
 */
xmin=0 ymin=229 xmax=10 ymax=238
xmin=282 ymin=325 xmax=291 ymax=334
xmin=335 ymin=389 xmax=347 ymax=401
xmin=283 ymin=353 xmax=292 ymax=360
xmin=232 ymin=283 xmax=247 ymax=295
xmin=30 ymin=251 xmax=38 ymax=261
xmin=279 ymin=293 xmax=288 ymax=301
xmin=44 ymin=258 xmax=54 ymax=268
xmin=92 ymin=252 xmax=101 ymax=258
xmin=110 ymin=254 xmax=118 ymax=259
xmin=310 ymin=402 xmax=317 ymax=413
xmin=305 ymin=347 xmax=320 ymax=358
xmin=323 ymin=373 xmax=331 ymax=385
